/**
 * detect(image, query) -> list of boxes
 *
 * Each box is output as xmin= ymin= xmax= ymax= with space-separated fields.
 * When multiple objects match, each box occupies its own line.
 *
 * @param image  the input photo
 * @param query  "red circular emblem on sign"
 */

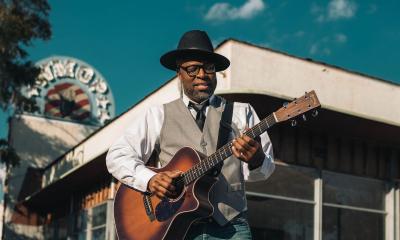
xmin=44 ymin=82 xmax=91 ymax=121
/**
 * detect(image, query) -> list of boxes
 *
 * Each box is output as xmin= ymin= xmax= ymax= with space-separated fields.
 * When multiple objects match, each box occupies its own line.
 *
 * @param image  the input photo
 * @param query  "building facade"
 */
xmin=4 ymin=40 xmax=400 ymax=240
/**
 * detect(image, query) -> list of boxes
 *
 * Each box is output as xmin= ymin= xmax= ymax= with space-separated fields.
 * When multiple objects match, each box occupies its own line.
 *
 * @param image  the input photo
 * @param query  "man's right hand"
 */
xmin=148 ymin=170 xmax=182 ymax=199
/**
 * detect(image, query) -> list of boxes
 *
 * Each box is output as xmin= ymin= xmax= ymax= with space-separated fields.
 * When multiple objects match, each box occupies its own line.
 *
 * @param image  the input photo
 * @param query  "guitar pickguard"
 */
xmin=155 ymin=193 xmax=185 ymax=221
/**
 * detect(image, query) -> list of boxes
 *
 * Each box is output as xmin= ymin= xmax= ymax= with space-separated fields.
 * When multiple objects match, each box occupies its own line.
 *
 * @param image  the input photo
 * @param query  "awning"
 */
xmin=21 ymin=152 xmax=109 ymax=214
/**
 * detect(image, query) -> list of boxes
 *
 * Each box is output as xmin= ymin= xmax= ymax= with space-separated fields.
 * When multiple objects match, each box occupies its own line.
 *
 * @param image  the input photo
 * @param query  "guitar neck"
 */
xmin=182 ymin=113 xmax=277 ymax=185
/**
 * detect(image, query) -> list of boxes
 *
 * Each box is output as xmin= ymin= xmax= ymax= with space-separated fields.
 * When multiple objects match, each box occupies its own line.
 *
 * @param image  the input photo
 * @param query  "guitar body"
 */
xmin=114 ymin=147 xmax=217 ymax=240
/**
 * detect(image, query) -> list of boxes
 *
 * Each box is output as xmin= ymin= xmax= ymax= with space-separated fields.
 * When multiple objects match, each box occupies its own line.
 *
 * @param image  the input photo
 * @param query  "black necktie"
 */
xmin=189 ymin=101 xmax=208 ymax=131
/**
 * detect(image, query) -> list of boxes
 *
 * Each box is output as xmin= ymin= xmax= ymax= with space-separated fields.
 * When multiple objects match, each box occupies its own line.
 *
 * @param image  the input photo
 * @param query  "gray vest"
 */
xmin=158 ymin=97 xmax=247 ymax=226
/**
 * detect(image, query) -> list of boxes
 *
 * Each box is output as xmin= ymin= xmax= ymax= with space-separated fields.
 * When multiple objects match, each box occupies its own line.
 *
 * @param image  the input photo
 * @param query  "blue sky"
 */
xmin=1 ymin=0 xmax=400 ymax=139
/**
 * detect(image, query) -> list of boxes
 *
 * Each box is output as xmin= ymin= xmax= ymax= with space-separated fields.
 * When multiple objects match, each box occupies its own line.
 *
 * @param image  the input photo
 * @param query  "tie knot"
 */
xmin=189 ymin=101 xmax=209 ymax=112
xmin=188 ymin=100 xmax=209 ymax=131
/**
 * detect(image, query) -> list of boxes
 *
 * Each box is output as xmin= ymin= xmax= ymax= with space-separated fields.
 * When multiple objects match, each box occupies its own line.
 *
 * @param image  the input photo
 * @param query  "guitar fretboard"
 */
xmin=182 ymin=113 xmax=276 ymax=185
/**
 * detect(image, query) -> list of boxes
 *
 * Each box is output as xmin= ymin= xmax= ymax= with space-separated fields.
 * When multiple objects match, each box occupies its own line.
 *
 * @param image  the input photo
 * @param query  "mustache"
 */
xmin=192 ymin=77 xmax=214 ymax=86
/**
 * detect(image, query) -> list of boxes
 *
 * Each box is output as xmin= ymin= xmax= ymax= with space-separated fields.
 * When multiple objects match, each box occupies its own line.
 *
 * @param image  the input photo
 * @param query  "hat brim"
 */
xmin=160 ymin=49 xmax=230 ymax=72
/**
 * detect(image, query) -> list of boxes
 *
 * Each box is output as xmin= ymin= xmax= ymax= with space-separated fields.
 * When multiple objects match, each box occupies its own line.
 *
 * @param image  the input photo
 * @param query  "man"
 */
xmin=106 ymin=30 xmax=275 ymax=239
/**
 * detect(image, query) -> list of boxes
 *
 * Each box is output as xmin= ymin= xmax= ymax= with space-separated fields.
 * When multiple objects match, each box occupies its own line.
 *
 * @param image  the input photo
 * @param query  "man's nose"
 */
xmin=196 ymin=67 xmax=205 ymax=78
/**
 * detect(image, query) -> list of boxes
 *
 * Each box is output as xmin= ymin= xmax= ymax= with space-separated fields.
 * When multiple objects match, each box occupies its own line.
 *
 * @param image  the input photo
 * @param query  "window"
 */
xmin=92 ymin=203 xmax=107 ymax=240
xmin=43 ymin=215 xmax=69 ymax=240
xmin=322 ymin=207 xmax=384 ymax=240
xmin=245 ymin=164 xmax=395 ymax=240
xmin=247 ymin=196 xmax=314 ymax=239
xmin=73 ymin=203 xmax=107 ymax=240
xmin=322 ymin=171 xmax=386 ymax=240
xmin=246 ymin=165 xmax=317 ymax=240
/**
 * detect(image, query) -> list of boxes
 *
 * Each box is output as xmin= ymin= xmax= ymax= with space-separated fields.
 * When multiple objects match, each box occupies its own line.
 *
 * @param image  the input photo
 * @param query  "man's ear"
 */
xmin=176 ymin=69 xmax=182 ymax=80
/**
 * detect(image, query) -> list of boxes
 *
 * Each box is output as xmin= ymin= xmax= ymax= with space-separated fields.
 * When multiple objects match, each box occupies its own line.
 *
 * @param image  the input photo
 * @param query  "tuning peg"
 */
xmin=291 ymin=119 xmax=297 ymax=127
xmin=302 ymin=114 xmax=307 ymax=121
xmin=312 ymin=109 xmax=319 ymax=117
xmin=283 ymin=102 xmax=289 ymax=108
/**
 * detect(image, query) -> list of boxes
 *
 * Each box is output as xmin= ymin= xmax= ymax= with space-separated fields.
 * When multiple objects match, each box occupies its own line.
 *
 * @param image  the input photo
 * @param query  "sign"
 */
xmin=24 ymin=56 xmax=115 ymax=125
xmin=42 ymin=145 xmax=85 ymax=188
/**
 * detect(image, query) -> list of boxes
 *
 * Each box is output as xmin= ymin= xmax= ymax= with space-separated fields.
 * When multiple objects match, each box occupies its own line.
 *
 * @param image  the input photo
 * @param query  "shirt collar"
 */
xmin=182 ymin=93 xmax=215 ymax=108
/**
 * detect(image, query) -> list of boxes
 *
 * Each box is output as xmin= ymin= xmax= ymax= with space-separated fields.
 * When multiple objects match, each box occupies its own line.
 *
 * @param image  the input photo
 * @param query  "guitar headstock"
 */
xmin=274 ymin=90 xmax=321 ymax=124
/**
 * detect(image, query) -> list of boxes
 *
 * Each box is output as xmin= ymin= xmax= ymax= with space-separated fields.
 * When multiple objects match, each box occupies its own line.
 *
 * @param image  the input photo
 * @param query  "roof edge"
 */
xmin=218 ymin=38 xmax=400 ymax=87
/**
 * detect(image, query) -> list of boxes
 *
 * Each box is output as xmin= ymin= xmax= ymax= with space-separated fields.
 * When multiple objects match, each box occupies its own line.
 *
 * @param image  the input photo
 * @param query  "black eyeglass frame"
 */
xmin=178 ymin=64 xmax=216 ymax=77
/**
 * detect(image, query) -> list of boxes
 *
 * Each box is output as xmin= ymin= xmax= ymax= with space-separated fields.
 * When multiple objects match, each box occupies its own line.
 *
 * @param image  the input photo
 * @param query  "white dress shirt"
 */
xmin=106 ymin=94 xmax=275 ymax=192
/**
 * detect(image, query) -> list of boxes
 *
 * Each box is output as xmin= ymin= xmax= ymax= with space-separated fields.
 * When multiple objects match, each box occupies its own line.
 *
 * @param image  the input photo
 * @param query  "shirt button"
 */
xmin=208 ymin=218 xmax=213 ymax=223
xmin=201 ymin=142 xmax=207 ymax=147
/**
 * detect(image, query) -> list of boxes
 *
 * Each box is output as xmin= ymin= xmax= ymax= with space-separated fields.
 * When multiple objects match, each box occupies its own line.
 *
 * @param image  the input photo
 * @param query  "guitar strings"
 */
xmin=177 ymin=113 xmax=274 ymax=185
xmin=175 ymin=114 xmax=275 ymax=185
xmin=173 ymin=114 xmax=276 ymax=186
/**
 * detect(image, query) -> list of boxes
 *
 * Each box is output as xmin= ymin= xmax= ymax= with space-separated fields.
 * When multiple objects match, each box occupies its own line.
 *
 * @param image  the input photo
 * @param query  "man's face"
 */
xmin=177 ymin=60 xmax=217 ymax=103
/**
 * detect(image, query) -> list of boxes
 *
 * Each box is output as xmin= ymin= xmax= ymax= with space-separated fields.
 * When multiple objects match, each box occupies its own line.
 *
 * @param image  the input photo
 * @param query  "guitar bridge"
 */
xmin=143 ymin=193 xmax=155 ymax=221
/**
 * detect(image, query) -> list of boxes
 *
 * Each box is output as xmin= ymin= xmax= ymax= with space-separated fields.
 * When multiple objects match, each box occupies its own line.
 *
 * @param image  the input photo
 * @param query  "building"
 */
xmin=4 ymin=40 xmax=400 ymax=239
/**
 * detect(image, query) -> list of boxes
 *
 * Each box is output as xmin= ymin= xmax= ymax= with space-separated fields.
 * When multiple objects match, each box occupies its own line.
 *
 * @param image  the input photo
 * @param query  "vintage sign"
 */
xmin=24 ymin=56 xmax=115 ymax=125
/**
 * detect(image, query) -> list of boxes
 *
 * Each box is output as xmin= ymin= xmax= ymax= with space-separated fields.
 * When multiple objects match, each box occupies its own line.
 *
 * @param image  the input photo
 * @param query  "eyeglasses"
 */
xmin=179 ymin=64 xmax=216 ymax=77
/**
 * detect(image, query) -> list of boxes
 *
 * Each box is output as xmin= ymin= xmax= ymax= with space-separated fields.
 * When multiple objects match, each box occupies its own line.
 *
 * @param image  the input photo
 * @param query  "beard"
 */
xmin=183 ymin=87 xmax=214 ymax=103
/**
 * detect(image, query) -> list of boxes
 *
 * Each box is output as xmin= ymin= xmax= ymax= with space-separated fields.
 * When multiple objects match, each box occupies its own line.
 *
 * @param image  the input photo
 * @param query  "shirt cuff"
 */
xmin=246 ymin=154 xmax=274 ymax=181
xmin=134 ymin=167 xmax=157 ymax=192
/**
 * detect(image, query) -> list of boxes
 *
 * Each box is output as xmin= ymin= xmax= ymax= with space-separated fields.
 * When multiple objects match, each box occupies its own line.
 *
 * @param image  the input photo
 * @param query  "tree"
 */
xmin=0 ymin=139 xmax=18 ymax=168
xmin=0 ymin=0 xmax=51 ymax=112
xmin=0 ymin=0 xmax=51 ymax=166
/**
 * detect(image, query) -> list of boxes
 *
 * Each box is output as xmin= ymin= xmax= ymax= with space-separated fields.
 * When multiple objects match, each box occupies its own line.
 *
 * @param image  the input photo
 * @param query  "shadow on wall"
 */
xmin=9 ymin=115 xmax=97 ymax=168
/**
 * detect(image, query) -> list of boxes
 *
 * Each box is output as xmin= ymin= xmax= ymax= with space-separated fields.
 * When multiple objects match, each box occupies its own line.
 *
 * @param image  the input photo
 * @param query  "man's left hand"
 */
xmin=231 ymin=133 xmax=265 ymax=170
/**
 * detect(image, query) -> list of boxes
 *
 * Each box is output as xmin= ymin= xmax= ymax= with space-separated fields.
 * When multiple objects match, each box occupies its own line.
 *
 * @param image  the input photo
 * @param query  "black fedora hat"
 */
xmin=160 ymin=30 xmax=230 ymax=72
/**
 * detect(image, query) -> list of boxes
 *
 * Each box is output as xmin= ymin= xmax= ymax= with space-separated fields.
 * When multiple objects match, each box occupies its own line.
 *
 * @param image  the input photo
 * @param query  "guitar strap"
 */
xmin=212 ymin=100 xmax=234 ymax=176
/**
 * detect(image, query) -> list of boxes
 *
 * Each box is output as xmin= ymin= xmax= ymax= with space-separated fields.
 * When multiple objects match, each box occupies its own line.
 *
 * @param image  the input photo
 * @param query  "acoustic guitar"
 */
xmin=114 ymin=91 xmax=321 ymax=240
